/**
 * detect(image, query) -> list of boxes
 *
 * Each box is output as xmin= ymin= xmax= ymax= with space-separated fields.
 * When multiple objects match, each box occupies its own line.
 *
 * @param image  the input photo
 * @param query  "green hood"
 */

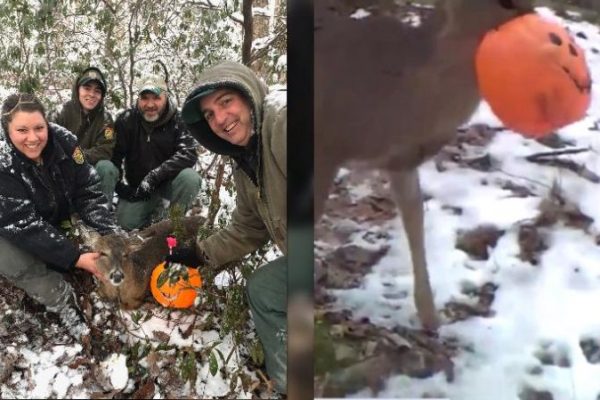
xmin=182 ymin=61 xmax=268 ymax=156
xmin=60 ymin=67 xmax=108 ymax=131
xmin=52 ymin=67 xmax=114 ymax=165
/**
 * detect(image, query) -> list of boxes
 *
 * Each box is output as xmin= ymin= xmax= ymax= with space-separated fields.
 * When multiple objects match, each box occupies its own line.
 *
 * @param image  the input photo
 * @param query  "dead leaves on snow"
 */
xmin=315 ymin=311 xmax=455 ymax=398
xmin=455 ymin=225 xmax=505 ymax=260
xmin=442 ymin=283 xmax=498 ymax=322
xmin=315 ymin=122 xmax=600 ymax=396
xmin=318 ymin=244 xmax=391 ymax=290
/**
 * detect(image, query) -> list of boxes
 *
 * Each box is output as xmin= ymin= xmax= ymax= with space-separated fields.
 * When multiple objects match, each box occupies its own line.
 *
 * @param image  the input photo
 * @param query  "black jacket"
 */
xmin=111 ymin=99 xmax=198 ymax=189
xmin=0 ymin=123 xmax=116 ymax=271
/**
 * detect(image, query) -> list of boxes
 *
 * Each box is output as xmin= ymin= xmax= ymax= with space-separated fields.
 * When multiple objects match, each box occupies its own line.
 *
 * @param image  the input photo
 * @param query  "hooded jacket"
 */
xmin=0 ymin=123 xmax=116 ymax=271
xmin=52 ymin=67 xmax=115 ymax=165
xmin=183 ymin=61 xmax=287 ymax=266
xmin=111 ymin=96 xmax=198 ymax=189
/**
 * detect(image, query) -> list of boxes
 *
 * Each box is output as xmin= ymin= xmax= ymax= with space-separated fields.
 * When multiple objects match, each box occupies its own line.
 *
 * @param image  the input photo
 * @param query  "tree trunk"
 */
xmin=242 ymin=0 xmax=253 ymax=65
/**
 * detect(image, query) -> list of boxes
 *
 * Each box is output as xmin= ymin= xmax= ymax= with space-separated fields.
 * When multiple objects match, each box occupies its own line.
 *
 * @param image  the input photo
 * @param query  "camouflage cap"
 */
xmin=137 ymin=74 xmax=168 ymax=96
xmin=77 ymin=68 xmax=106 ymax=94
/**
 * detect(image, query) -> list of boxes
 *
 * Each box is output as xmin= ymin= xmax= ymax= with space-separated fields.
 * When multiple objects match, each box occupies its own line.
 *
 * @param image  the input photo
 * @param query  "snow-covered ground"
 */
xmin=0 ymin=289 xmax=260 ymax=399
xmin=317 ymin=7 xmax=600 ymax=400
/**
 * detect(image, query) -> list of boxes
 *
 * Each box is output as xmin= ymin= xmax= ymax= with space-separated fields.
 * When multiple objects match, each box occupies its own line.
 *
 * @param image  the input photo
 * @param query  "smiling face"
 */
xmin=7 ymin=111 xmax=48 ymax=162
xmin=78 ymin=81 xmax=103 ymax=112
xmin=199 ymin=88 xmax=253 ymax=147
xmin=138 ymin=92 xmax=168 ymax=122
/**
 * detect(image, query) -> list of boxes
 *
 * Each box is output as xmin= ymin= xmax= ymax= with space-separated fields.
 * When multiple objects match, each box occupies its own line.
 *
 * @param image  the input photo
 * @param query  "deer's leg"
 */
xmin=388 ymin=169 xmax=439 ymax=331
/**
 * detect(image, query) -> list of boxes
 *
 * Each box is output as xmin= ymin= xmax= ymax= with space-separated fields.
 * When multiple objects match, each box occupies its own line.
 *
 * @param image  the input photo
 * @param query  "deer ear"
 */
xmin=127 ymin=240 xmax=144 ymax=254
xmin=78 ymin=224 xmax=102 ymax=249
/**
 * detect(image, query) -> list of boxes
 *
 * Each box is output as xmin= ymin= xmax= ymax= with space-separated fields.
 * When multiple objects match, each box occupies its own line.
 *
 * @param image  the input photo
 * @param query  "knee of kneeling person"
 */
xmin=174 ymin=168 xmax=201 ymax=186
xmin=94 ymin=160 xmax=119 ymax=178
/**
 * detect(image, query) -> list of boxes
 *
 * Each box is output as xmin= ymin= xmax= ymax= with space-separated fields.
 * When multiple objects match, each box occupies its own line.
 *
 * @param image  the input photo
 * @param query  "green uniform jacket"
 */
xmin=184 ymin=61 xmax=287 ymax=266
xmin=52 ymin=67 xmax=115 ymax=165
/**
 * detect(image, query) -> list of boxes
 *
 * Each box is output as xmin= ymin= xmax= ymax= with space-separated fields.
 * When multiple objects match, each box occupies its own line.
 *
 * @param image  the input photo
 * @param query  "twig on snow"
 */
xmin=524 ymin=148 xmax=600 ymax=183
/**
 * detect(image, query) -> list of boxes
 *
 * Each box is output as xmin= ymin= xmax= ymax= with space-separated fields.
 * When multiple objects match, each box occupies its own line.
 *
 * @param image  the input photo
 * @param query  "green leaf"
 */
xmin=168 ymin=270 xmax=180 ymax=285
xmin=215 ymin=348 xmax=225 ymax=363
xmin=139 ymin=343 xmax=151 ymax=359
xmin=130 ymin=341 xmax=141 ymax=359
xmin=60 ymin=220 xmax=72 ymax=230
xmin=179 ymin=349 xmax=197 ymax=382
xmin=250 ymin=339 xmax=264 ymax=366
xmin=156 ymin=269 xmax=169 ymax=288
xmin=155 ymin=342 xmax=173 ymax=352
xmin=131 ymin=311 xmax=142 ymax=325
xmin=209 ymin=351 xmax=218 ymax=376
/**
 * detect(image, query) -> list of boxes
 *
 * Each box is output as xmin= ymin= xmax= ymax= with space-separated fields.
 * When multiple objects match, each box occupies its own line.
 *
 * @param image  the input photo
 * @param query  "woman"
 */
xmin=52 ymin=67 xmax=118 ymax=205
xmin=0 ymin=93 xmax=116 ymax=340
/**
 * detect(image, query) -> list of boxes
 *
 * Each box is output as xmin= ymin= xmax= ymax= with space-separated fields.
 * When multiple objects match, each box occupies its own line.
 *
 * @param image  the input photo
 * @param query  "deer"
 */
xmin=78 ymin=215 xmax=204 ymax=309
xmin=315 ymin=0 xmax=534 ymax=331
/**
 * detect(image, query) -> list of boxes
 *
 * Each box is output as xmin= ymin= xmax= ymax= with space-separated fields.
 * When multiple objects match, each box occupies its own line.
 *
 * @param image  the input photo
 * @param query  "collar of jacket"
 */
xmin=232 ymin=133 xmax=260 ymax=186
xmin=59 ymin=98 xmax=105 ymax=136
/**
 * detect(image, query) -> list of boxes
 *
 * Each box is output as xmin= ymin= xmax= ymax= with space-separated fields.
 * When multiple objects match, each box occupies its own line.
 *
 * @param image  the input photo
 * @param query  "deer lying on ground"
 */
xmin=79 ymin=216 xmax=204 ymax=309
xmin=315 ymin=0 xmax=534 ymax=330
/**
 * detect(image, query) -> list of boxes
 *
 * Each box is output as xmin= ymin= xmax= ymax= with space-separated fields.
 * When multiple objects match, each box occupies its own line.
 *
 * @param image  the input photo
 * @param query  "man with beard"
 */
xmin=52 ymin=67 xmax=118 ymax=204
xmin=108 ymin=75 xmax=201 ymax=230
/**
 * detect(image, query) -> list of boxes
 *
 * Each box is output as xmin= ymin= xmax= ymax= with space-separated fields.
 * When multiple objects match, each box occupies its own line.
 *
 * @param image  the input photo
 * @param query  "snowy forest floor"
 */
xmin=0 ymin=256 xmax=278 ymax=399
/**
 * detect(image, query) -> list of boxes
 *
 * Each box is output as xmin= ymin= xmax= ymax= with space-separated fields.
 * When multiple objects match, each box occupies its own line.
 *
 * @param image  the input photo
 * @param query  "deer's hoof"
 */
xmin=419 ymin=312 xmax=440 ymax=332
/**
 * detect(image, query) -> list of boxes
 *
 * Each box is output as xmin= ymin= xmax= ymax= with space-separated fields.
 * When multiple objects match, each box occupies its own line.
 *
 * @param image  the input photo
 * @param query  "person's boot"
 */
xmin=47 ymin=291 xmax=90 ymax=342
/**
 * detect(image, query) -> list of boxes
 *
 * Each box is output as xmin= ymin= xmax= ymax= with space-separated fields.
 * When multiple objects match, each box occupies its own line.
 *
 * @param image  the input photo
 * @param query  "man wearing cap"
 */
xmin=53 ymin=66 xmax=118 ymax=203
xmin=108 ymin=74 xmax=201 ymax=230
xmin=166 ymin=61 xmax=287 ymax=394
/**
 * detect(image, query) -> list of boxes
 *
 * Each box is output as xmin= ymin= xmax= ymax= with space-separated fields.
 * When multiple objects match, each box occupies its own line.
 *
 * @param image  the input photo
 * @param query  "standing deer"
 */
xmin=315 ymin=0 xmax=534 ymax=330
xmin=79 ymin=216 xmax=204 ymax=309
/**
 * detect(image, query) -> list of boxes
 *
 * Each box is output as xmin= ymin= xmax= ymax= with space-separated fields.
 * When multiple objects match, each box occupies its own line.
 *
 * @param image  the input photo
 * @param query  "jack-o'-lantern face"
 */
xmin=476 ymin=13 xmax=591 ymax=137
xmin=150 ymin=262 xmax=202 ymax=309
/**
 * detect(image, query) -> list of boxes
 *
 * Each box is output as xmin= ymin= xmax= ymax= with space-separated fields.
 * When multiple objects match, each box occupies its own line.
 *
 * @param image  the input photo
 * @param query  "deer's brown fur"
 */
xmin=81 ymin=216 xmax=205 ymax=309
xmin=315 ymin=0 xmax=533 ymax=330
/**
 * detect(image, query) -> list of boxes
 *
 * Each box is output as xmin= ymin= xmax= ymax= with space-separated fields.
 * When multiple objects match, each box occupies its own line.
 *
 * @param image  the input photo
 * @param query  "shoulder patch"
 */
xmin=104 ymin=126 xmax=114 ymax=140
xmin=72 ymin=146 xmax=85 ymax=164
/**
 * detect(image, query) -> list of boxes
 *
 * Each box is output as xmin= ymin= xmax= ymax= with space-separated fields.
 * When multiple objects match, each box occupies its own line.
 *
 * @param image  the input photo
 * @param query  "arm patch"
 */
xmin=72 ymin=146 xmax=85 ymax=164
xmin=104 ymin=126 xmax=114 ymax=140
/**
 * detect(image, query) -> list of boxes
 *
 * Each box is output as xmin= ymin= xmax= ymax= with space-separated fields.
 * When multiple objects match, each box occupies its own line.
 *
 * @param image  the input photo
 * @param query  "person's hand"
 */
xmin=134 ymin=173 xmax=159 ymax=201
xmin=75 ymin=252 xmax=107 ymax=282
xmin=115 ymin=182 xmax=137 ymax=201
xmin=165 ymin=245 xmax=206 ymax=268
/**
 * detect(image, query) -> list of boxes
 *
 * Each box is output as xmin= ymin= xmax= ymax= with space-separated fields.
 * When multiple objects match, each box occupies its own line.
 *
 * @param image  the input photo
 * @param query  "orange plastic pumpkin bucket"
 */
xmin=476 ymin=13 xmax=591 ymax=137
xmin=150 ymin=262 xmax=203 ymax=308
